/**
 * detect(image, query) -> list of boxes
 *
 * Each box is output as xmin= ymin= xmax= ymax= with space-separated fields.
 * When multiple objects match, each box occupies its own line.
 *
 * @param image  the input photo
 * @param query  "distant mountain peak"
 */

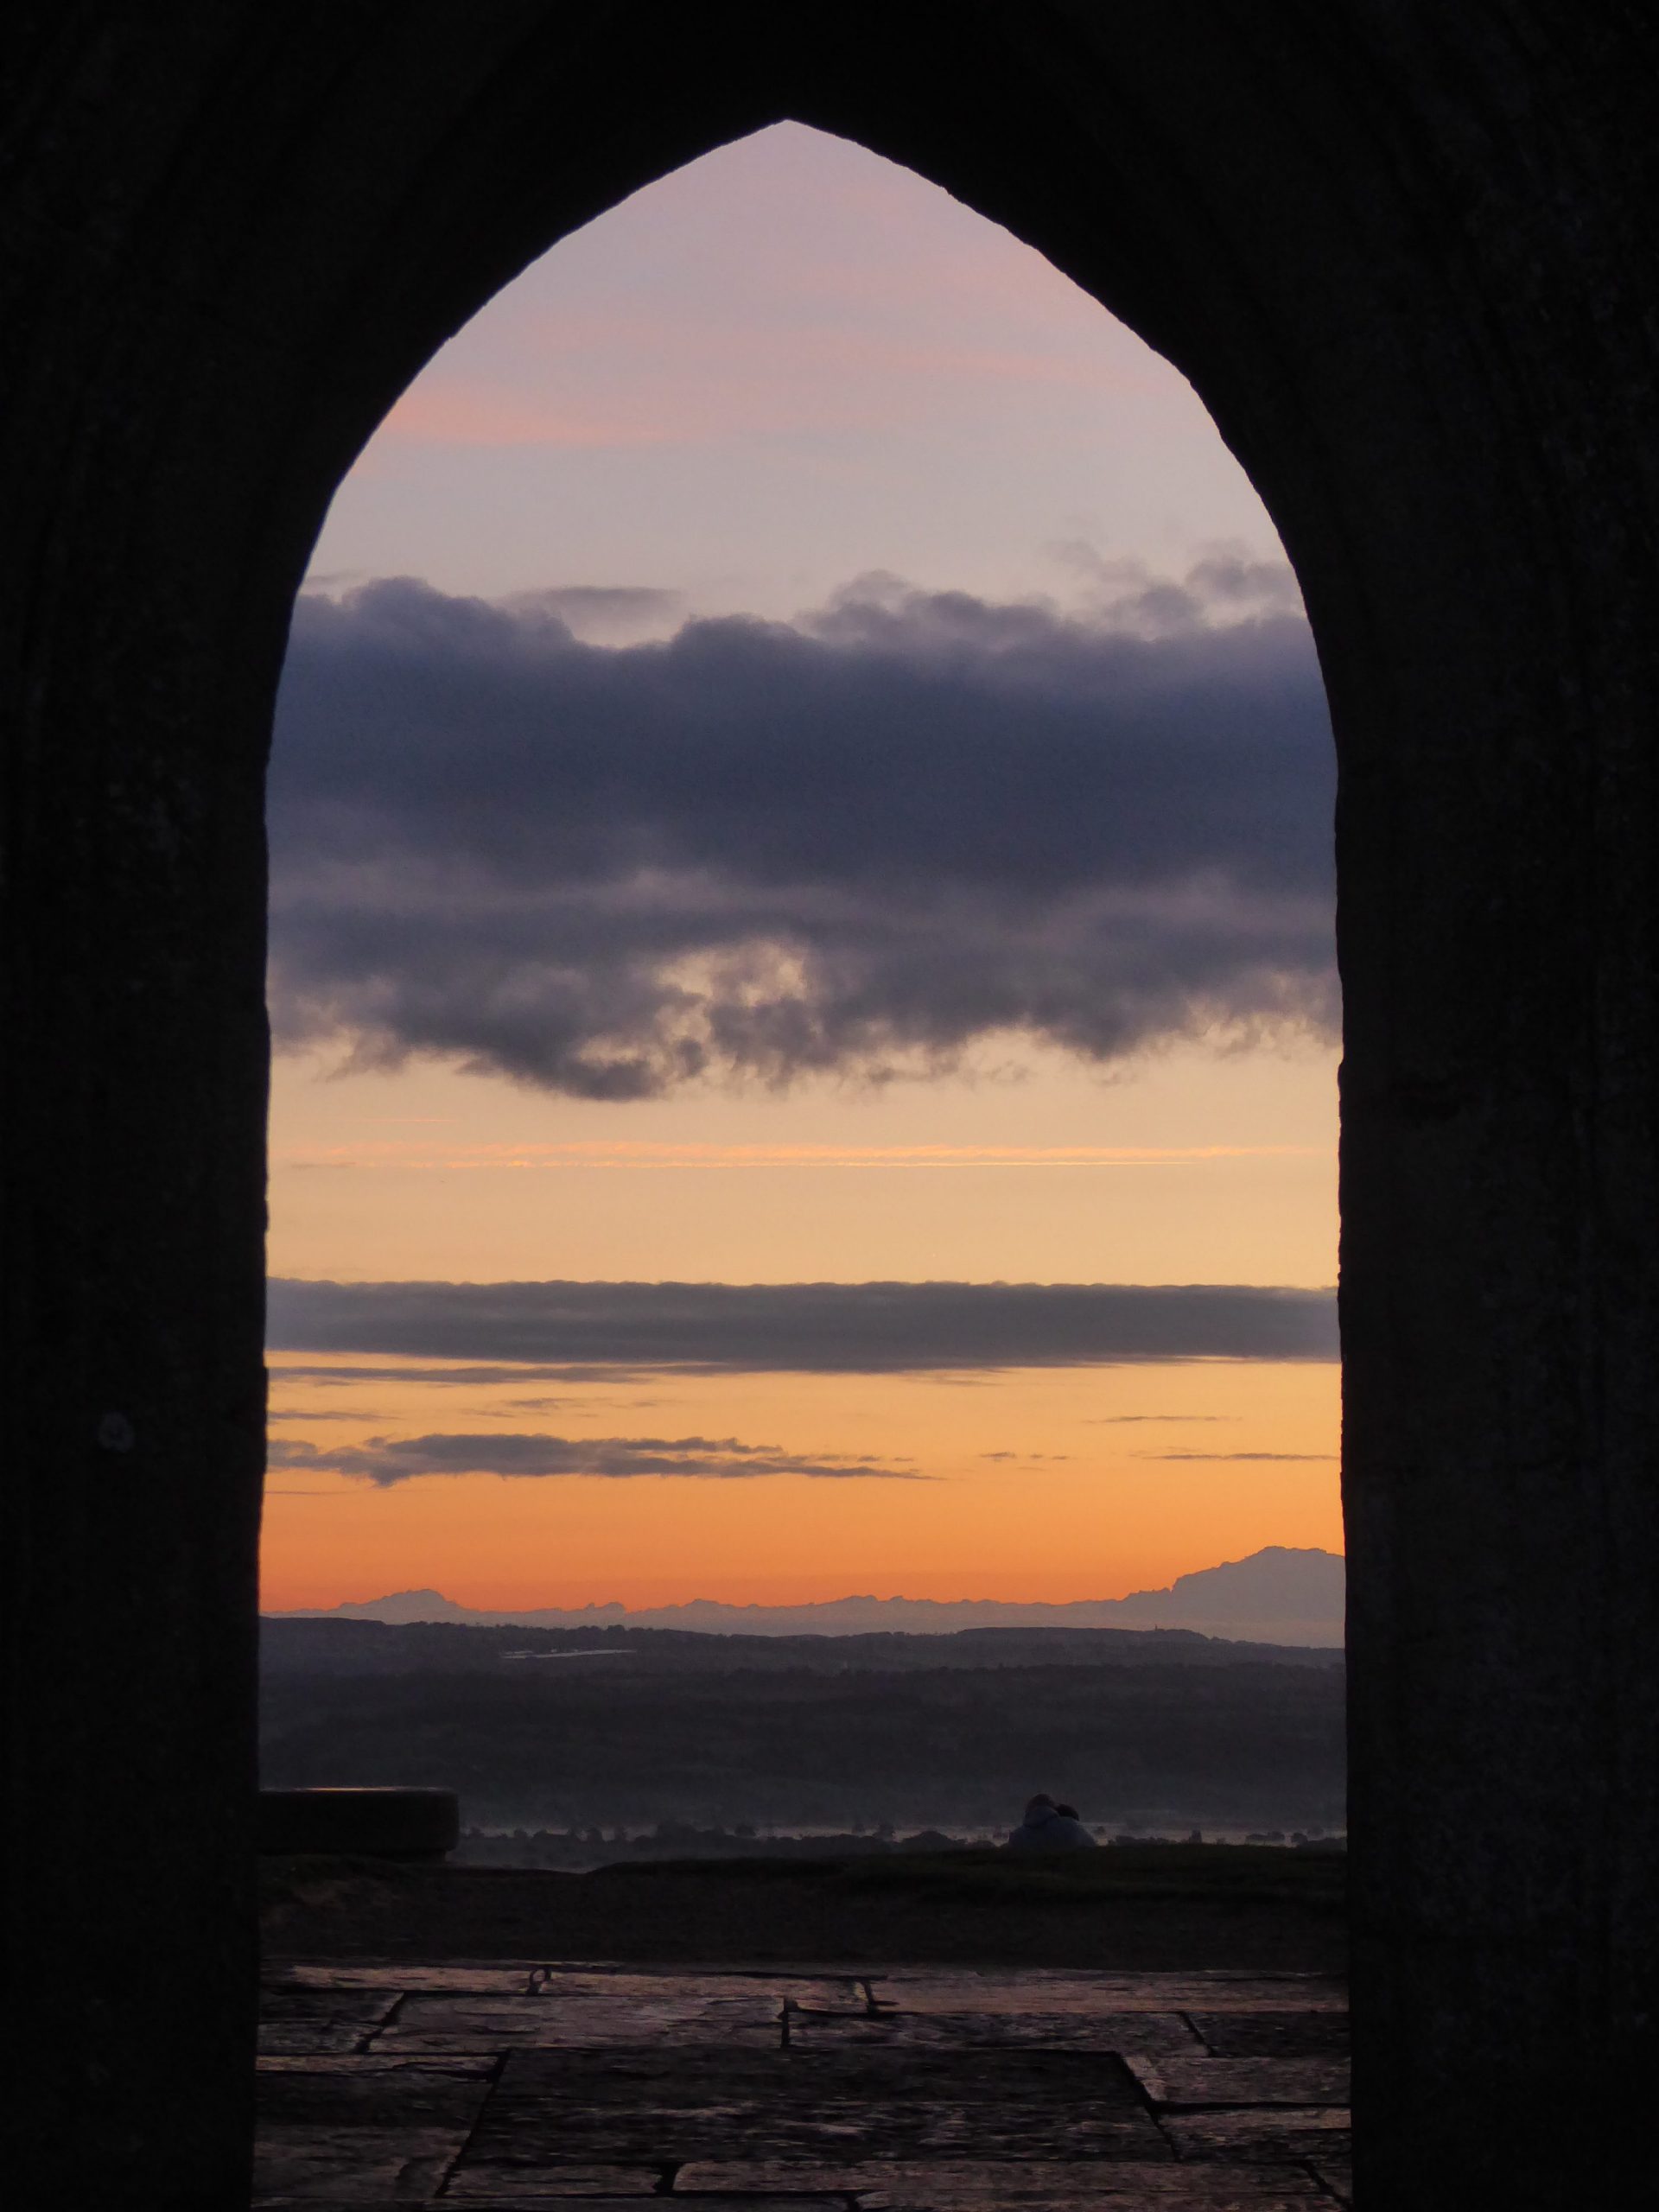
xmin=268 ymin=1546 xmax=1344 ymax=1646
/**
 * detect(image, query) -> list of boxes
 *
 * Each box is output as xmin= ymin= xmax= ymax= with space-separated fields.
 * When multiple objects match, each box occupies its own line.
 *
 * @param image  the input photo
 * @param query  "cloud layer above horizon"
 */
xmin=270 ymin=559 xmax=1335 ymax=1100
xmin=270 ymin=1430 xmax=917 ymax=1486
xmin=267 ymin=1278 xmax=1338 ymax=1375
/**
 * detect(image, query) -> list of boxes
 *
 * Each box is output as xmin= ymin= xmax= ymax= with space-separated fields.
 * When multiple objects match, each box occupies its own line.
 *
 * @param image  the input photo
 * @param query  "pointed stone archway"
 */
xmin=3 ymin=8 xmax=1656 ymax=2204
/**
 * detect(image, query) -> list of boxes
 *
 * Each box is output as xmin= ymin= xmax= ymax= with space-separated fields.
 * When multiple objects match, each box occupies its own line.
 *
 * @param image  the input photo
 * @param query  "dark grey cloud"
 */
xmin=267 ymin=1430 xmax=918 ymax=1486
xmin=267 ymin=1277 xmax=1338 ymax=1374
xmin=270 ymin=563 xmax=1334 ymax=1097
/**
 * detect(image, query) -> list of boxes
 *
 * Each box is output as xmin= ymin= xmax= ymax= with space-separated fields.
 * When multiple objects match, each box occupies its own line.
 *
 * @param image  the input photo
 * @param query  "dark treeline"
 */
xmin=262 ymin=1618 xmax=1338 ymax=1676
xmin=261 ymin=1620 xmax=1344 ymax=1836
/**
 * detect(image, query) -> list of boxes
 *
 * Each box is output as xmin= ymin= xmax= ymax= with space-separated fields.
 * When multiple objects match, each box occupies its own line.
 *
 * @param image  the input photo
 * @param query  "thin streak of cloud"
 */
xmin=1082 ymin=1414 xmax=1238 ymax=1424
xmin=267 ymin=1431 xmax=924 ymax=1487
xmin=1135 ymin=1451 xmax=1337 ymax=1462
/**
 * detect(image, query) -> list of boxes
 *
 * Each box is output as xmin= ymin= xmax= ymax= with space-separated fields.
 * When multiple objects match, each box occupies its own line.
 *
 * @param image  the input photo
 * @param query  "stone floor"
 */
xmin=256 ymin=1962 xmax=1351 ymax=2209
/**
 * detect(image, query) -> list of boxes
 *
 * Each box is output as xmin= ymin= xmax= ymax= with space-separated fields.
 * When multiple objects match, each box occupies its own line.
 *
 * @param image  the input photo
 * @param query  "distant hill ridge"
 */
xmin=270 ymin=1545 xmax=1344 ymax=1648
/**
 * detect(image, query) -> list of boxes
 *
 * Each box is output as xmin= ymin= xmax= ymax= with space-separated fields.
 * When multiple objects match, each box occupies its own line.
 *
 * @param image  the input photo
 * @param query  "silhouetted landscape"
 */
xmin=260 ymin=1611 xmax=1344 ymax=1855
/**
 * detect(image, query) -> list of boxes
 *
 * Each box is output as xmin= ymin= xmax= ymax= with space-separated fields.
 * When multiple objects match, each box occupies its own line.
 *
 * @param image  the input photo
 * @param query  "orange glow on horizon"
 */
xmin=259 ymin=1357 xmax=1341 ymax=1614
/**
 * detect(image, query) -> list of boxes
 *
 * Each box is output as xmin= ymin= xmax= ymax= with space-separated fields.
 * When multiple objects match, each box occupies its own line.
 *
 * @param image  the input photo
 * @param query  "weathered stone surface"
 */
xmin=373 ymin=2001 xmax=782 ymax=2053
xmin=677 ymin=2160 xmax=1327 ymax=2202
xmin=263 ymin=1992 xmax=405 ymax=2023
xmin=259 ymin=1991 xmax=403 ymax=2056
xmin=270 ymin=1964 xmax=543 ymax=1994
xmin=1187 ymin=2012 xmax=1349 ymax=2059
xmin=1160 ymin=2109 xmax=1351 ymax=2164
xmin=257 ymin=2055 xmax=499 ymax=2078
xmin=463 ymin=2047 xmax=1166 ymax=2165
xmin=249 ymin=1959 xmax=1356 ymax=2200
xmin=258 ymin=2196 xmax=861 ymax=2211
xmin=533 ymin=1970 xmax=867 ymax=2007
xmin=251 ymin=2120 xmax=473 ymax=2199
xmin=443 ymin=2167 xmax=669 ymax=2200
xmin=366 ymin=1972 xmax=868 ymax=2050
xmin=787 ymin=2010 xmax=1206 ymax=2052
xmin=1124 ymin=2056 xmax=1350 ymax=2107
xmin=871 ymin=1973 xmax=1345 ymax=2016
xmin=257 ymin=2059 xmax=495 ymax=2128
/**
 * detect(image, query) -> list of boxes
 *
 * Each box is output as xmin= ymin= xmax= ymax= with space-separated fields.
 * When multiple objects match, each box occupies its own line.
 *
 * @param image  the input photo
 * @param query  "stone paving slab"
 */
xmin=367 ymin=1974 xmax=868 ymax=2054
xmin=259 ymin=1989 xmax=405 ymax=2057
xmin=259 ymin=2200 xmax=841 ymax=2209
xmin=1123 ymin=2057 xmax=1351 ymax=2108
xmin=254 ymin=1961 xmax=1351 ymax=2204
xmin=258 ymin=2054 xmax=499 ymax=2077
xmin=467 ymin=2048 xmax=1166 ymax=2167
xmin=1187 ymin=2013 xmax=1349 ymax=2058
xmin=443 ymin=2166 xmax=671 ymax=2199
xmin=870 ymin=1972 xmax=1346 ymax=2015
xmin=677 ymin=2161 xmax=1329 ymax=2202
xmin=1160 ymin=2110 xmax=1352 ymax=2164
xmin=787 ymin=2009 xmax=1206 ymax=2053
xmin=372 ymin=1994 xmax=786 ymax=2052
xmin=254 ymin=2120 xmax=479 ymax=2198
xmin=268 ymin=1963 xmax=547 ymax=1993
xmin=257 ymin=2053 xmax=498 ymax=2130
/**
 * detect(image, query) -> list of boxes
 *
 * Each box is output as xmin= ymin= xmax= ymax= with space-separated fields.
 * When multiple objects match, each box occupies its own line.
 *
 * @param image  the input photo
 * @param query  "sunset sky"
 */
xmin=263 ymin=123 xmax=1340 ymax=1614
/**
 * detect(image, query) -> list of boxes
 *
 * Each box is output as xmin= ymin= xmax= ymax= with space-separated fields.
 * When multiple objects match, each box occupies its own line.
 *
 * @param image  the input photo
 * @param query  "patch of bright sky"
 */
xmin=260 ymin=1357 xmax=1340 ymax=1612
xmin=309 ymin=124 xmax=1274 ymax=620
xmin=276 ymin=123 xmax=1340 ymax=1607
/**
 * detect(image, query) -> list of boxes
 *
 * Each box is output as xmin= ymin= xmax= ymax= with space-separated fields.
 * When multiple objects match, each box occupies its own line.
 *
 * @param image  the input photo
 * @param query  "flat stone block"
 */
xmin=534 ymin=1969 xmax=868 ymax=2007
xmin=1124 ymin=2057 xmax=1350 ymax=2107
xmin=1187 ymin=2013 xmax=1350 ymax=2059
xmin=788 ymin=2011 xmax=1205 ymax=2053
xmin=372 ymin=1991 xmax=785 ymax=2052
xmin=872 ymin=1973 xmax=1346 ymax=2016
xmin=534 ymin=1966 xmax=869 ymax=2002
xmin=467 ymin=2047 xmax=1166 ymax=2164
xmin=251 ymin=2120 xmax=472 ymax=2199
xmin=677 ymin=2160 xmax=1328 ymax=2203
xmin=261 ymin=1990 xmax=404 ymax=2055
xmin=258 ymin=2055 xmax=499 ymax=2078
xmin=1161 ymin=2110 xmax=1351 ymax=2164
xmin=261 ymin=2023 xmax=395 ymax=2056
xmin=269 ymin=1963 xmax=543 ymax=1994
xmin=257 ymin=2059 xmax=494 ymax=2128
xmin=264 ymin=1992 xmax=406 ymax=2022
xmin=443 ymin=2165 xmax=667 ymax=2198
